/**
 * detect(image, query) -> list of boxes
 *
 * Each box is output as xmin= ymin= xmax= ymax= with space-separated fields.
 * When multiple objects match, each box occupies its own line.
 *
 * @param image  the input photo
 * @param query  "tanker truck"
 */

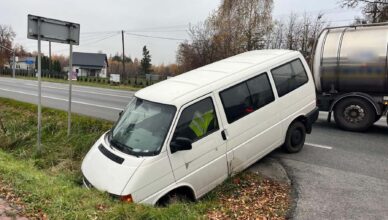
xmin=312 ymin=22 xmax=388 ymax=131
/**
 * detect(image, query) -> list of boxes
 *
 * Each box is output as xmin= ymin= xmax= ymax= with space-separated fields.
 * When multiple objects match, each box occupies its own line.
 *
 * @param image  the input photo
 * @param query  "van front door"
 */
xmin=167 ymin=95 xmax=228 ymax=197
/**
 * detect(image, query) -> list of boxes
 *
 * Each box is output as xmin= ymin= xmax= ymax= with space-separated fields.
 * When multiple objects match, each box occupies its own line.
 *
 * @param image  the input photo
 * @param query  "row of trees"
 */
xmin=35 ymin=56 xmax=62 ymax=72
xmin=177 ymin=0 xmax=388 ymax=72
xmin=1 ymin=24 xmax=66 ymax=72
xmin=108 ymin=46 xmax=180 ymax=77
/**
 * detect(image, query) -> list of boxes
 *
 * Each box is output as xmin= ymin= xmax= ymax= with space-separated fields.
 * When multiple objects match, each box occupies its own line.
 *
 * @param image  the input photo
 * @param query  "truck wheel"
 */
xmin=282 ymin=121 xmax=306 ymax=153
xmin=374 ymin=115 xmax=382 ymax=123
xmin=334 ymin=98 xmax=375 ymax=131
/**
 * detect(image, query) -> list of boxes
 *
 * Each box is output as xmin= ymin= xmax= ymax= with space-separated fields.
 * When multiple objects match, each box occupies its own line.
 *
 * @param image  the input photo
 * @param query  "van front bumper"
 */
xmin=305 ymin=107 xmax=319 ymax=133
xmin=82 ymin=175 xmax=94 ymax=189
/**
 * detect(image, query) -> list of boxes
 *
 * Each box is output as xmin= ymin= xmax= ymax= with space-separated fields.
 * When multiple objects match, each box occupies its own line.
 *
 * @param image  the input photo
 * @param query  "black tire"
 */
xmin=157 ymin=192 xmax=189 ymax=207
xmin=374 ymin=115 xmax=382 ymax=123
xmin=334 ymin=98 xmax=375 ymax=132
xmin=282 ymin=121 xmax=306 ymax=153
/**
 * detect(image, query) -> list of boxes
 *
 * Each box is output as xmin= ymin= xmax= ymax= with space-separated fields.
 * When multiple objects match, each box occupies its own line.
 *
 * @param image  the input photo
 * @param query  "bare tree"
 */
xmin=285 ymin=13 xmax=299 ymax=50
xmin=340 ymin=0 xmax=388 ymax=23
xmin=268 ymin=12 xmax=326 ymax=62
xmin=177 ymin=0 xmax=274 ymax=72
xmin=0 ymin=25 xmax=16 ymax=67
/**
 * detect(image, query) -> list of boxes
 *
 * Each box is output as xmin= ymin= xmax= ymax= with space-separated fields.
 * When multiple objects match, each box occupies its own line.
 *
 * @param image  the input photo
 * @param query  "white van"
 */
xmin=81 ymin=50 xmax=318 ymax=205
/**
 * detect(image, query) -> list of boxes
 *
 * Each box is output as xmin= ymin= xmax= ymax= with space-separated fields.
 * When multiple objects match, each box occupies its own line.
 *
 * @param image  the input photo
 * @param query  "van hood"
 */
xmin=81 ymin=135 xmax=145 ymax=195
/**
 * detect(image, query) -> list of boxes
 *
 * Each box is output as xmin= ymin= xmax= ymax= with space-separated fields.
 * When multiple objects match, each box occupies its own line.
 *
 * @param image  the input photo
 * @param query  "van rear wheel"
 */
xmin=334 ymin=98 xmax=375 ymax=132
xmin=282 ymin=121 xmax=306 ymax=153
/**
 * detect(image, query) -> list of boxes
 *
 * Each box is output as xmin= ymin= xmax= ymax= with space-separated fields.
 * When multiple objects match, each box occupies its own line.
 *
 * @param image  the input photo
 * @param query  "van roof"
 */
xmin=135 ymin=49 xmax=299 ymax=106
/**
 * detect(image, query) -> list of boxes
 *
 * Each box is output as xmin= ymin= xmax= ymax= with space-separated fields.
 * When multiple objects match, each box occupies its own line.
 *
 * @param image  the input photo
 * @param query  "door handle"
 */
xmin=221 ymin=130 xmax=227 ymax=141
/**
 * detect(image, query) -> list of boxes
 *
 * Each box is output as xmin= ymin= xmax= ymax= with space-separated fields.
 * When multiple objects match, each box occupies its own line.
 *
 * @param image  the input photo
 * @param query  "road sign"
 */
xmin=27 ymin=14 xmax=80 ymax=45
xmin=25 ymin=59 xmax=34 ymax=65
xmin=27 ymin=15 xmax=80 ymax=153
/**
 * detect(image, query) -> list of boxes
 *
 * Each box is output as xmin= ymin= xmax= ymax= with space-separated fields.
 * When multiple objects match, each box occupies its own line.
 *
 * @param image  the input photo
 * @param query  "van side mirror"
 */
xmin=119 ymin=110 xmax=123 ymax=117
xmin=170 ymin=137 xmax=192 ymax=154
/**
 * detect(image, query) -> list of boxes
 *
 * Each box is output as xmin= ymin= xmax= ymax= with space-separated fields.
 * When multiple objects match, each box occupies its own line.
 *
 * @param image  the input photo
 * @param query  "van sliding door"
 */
xmin=217 ymin=73 xmax=282 ymax=174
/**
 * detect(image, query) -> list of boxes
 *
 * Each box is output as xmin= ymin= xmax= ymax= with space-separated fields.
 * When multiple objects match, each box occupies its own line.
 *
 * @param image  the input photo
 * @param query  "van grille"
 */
xmin=98 ymin=144 xmax=125 ymax=164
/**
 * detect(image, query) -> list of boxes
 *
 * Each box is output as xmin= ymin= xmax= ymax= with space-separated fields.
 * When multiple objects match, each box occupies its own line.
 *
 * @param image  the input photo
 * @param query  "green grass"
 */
xmin=8 ymin=75 xmax=141 ymax=91
xmin=0 ymin=97 xmax=250 ymax=219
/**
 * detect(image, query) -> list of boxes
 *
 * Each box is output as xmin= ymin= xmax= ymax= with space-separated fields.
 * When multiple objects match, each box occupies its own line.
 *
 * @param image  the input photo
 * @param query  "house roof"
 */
xmin=72 ymin=52 xmax=108 ymax=68
xmin=135 ymin=50 xmax=301 ymax=106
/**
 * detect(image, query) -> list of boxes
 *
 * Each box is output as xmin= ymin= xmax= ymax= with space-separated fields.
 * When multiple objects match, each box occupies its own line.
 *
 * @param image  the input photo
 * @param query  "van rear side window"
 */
xmin=220 ymin=73 xmax=274 ymax=124
xmin=271 ymin=59 xmax=308 ymax=97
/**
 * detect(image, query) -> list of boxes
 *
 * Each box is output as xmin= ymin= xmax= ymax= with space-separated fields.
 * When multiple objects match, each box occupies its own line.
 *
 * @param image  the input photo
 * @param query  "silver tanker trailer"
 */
xmin=312 ymin=22 xmax=388 ymax=131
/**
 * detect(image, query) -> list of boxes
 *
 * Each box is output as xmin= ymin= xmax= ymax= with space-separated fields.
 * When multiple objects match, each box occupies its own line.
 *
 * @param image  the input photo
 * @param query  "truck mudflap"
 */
xmin=305 ymin=107 xmax=319 ymax=134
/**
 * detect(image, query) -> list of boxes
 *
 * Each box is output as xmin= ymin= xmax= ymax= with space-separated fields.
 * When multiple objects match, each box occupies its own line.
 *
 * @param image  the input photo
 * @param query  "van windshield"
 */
xmin=109 ymin=98 xmax=176 ymax=156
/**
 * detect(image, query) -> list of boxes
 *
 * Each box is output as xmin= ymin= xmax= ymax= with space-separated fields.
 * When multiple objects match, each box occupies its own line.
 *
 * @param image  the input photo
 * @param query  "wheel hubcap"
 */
xmin=291 ymin=129 xmax=303 ymax=146
xmin=343 ymin=105 xmax=365 ymax=124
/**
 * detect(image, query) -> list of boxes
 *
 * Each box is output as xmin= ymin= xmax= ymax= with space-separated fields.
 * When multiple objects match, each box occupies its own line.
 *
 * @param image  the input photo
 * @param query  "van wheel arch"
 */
xmin=156 ymin=186 xmax=196 ymax=206
xmin=292 ymin=115 xmax=310 ymax=133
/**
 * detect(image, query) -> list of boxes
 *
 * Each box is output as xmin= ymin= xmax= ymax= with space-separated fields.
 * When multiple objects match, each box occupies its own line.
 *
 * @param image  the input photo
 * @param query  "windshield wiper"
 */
xmin=110 ymin=139 xmax=134 ymax=155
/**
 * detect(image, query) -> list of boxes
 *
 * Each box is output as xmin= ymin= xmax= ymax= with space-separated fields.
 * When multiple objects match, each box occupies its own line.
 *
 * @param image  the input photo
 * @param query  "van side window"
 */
xmin=220 ymin=82 xmax=251 ymax=123
xmin=271 ymin=59 xmax=308 ymax=97
xmin=220 ymin=73 xmax=274 ymax=124
xmin=172 ymin=98 xmax=219 ymax=143
xmin=247 ymin=74 xmax=275 ymax=110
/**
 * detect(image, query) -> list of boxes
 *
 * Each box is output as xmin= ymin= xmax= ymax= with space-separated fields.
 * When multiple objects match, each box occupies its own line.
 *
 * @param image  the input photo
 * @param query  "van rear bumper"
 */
xmin=305 ymin=107 xmax=319 ymax=134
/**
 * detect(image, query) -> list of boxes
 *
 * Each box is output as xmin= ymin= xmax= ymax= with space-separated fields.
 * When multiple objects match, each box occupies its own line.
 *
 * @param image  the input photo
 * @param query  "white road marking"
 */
xmin=0 ymin=87 xmax=123 ymax=111
xmin=20 ymin=82 xmax=130 ymax=98
xmin=0 ymin=77 xmax=133 ymax=98
xmin=305 ymin=142 xmax=333 ymax=150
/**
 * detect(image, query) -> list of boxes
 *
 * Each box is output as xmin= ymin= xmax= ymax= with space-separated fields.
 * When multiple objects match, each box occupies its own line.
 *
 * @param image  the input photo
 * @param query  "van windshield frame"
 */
xmin=108 ymin=98 xmax=176 ymax=157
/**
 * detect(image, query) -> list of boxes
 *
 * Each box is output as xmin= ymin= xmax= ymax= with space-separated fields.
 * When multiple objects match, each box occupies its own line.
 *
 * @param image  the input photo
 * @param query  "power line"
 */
xmin=125 ymin=32 xmax=186 ymax=41
xmin=125 ymin=24 xmax=189 ymax=32
xmin=51 ymin=32 xmax=120 ymax=53
xmin=274 ymin=7 xmax=360 ymax=19
xmin=129 ymin=29 xmax=188 ymax=33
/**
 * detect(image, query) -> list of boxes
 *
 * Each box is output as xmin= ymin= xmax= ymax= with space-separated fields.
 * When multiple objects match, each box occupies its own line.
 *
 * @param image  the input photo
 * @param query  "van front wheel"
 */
xmin=282 ymin=121 xmax=306 ymax=153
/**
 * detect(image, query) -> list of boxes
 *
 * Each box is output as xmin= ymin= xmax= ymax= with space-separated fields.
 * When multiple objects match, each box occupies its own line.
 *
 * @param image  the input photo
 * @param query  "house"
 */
xmin=71 ymin=52 xmax=108 ymax=78
xmin=7 ymin=56 xmax=35 ymax=71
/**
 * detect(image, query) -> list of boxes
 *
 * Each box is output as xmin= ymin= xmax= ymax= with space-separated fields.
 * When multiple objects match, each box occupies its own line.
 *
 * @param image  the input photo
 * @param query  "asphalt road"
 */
xmin=0 ymin=77 xmax=133 ymax=121
xmin=1 ymin=77 xmax=387 ymax=219
xmin=270 ymin=113 xmax=388 ymax=219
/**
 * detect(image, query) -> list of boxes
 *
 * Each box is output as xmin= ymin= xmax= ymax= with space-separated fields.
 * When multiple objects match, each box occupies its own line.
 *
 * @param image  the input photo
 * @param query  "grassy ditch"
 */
xmin=0 ymin=97 xmax=290 ymax=219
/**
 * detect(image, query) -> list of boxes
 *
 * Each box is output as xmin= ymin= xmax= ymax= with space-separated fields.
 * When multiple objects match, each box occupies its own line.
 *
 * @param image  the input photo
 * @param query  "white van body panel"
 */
xmin=81 ymin=50 xmax=317 ymax=205
xmin=81 ymin=134 xmax=145 ymax=195
xmin=123 ymin=151 xmax=175 ymax=202
xmin=166 ymin=94 xmax=228 ymax=198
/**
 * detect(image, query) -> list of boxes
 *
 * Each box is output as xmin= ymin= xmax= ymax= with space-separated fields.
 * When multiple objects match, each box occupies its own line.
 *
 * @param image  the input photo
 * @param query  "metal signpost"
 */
xmin=27 ymin=14 xmax=80 ymax=152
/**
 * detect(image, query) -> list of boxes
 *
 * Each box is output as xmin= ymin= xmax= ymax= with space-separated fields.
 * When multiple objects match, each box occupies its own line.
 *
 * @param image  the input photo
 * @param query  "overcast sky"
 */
xmin=1 ymin=0 xmax=361 ymax=64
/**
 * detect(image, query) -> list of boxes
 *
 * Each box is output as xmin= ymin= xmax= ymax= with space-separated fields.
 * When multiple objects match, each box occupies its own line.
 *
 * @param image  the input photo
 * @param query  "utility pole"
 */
xmin=49 ymin=41 xmax=52 ymax=73
xmin=12 ymin=51 xmax=15 ymax=78
xmin=121 ymin=30 xmax=125 ymax=82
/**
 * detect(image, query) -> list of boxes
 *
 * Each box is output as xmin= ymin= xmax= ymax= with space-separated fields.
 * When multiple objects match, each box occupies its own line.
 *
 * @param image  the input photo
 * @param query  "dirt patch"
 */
xmin=207 ymin=172 xmax=291 ymax=220
xmin=0 ymin=180 xmax=46 ymax=220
